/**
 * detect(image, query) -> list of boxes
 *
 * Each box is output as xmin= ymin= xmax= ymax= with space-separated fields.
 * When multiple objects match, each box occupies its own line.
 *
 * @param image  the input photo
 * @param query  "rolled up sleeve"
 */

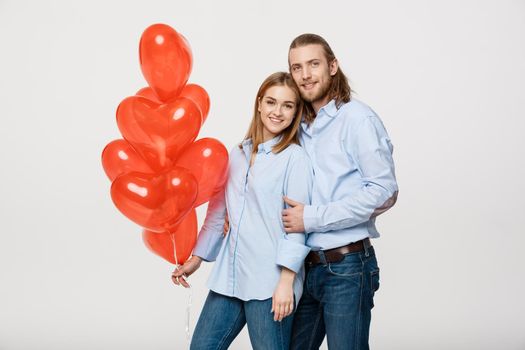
xmin=276 ymin=234 xmax=311 ymax=273
xmin=276 ymin=149 xmax=313 ymax=271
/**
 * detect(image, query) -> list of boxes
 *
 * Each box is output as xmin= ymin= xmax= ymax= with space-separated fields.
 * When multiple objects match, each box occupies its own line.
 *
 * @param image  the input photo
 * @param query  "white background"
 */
xmin=1 ymin=0 xmax=524 ymax=349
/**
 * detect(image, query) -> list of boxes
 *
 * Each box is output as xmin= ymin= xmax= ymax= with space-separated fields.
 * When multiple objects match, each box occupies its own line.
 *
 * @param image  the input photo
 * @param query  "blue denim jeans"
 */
xmin=190 ymin=291 xmax=293 ymax=350
xmin=290 ymin=246 xmax=380 ymax=350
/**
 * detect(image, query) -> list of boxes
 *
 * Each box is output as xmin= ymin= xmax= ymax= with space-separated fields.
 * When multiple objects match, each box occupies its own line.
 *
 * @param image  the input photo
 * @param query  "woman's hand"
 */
xmin=223 ymin=211 xmax=229 ymax=236
xmin=271 ymin=268 xmax=295 ymax=321
xmin=171 ymin=256 xmax=202 ymax=288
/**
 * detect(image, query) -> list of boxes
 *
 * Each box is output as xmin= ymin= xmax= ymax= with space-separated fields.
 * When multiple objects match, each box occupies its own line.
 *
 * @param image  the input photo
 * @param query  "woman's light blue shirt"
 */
xmin=193 ymin=137 xmax=313 ymax=301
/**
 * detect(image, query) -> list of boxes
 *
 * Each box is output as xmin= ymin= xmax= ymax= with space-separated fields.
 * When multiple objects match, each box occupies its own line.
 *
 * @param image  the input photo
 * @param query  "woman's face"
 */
xmin=258 ymin=85 xmax=298 ymax=142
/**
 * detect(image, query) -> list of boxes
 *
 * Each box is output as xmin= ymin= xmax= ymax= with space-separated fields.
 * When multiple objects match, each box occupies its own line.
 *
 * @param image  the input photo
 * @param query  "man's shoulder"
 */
xmin=338 ymin=99 xmax=379 ymax=124
xmin=338 ymin=99 xmax=391 ymax=140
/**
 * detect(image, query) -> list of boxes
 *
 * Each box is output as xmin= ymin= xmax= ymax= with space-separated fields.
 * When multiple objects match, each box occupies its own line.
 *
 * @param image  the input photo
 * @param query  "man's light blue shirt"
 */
xmin=193 ymin=137 xmax=313 ymax=301
xmin=300 ymin=99 xmax=398 ymax=250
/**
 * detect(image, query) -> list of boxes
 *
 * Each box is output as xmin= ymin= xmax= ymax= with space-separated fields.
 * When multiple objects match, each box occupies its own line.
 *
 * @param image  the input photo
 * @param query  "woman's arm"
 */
xmin=171 ymin=188 xmax=227 ymax=288
xmin=272 ymin=149 xmax=314 ymax=318
xmin=192 ymin=187 xmax=228 ymax=262
xmin=272 ymin=267 xmax=296 ymax=321
xmin=275 ymin=149 xmax=314 ymax=272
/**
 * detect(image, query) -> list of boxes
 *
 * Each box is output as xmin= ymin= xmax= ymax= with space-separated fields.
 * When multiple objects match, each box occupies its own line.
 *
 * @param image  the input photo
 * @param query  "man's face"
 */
xmin=288 ymin=44 xmax=338 ymax=106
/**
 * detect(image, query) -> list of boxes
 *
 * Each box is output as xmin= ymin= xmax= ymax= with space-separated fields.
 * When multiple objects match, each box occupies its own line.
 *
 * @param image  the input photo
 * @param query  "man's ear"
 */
xmin=330 ymin=59 xmax=339 ymax=76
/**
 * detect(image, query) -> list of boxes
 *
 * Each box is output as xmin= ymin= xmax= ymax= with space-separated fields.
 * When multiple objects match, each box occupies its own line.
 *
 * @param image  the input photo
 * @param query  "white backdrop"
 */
xmin=1 ymin=0 xmax=524 ymax=349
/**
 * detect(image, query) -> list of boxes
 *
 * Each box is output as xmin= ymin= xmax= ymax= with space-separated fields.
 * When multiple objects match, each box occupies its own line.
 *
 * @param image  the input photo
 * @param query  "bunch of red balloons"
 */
xmin=101 ymin=24 xmax=228 ymax=265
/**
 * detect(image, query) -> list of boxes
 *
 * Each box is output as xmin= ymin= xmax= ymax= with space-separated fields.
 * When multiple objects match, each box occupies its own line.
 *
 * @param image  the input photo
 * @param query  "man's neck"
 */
xmin=312 ymin=95 xmax=332 ymax=115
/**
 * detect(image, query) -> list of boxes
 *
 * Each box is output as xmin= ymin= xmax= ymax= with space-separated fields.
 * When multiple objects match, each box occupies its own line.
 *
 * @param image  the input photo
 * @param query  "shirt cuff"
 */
xmin=303 ymin=205 xmax=319 ymax=233
xmin=275 ymin=238 xmax=311 ymax=274
xmin=192 ymin=230 xmax=222 ymax=262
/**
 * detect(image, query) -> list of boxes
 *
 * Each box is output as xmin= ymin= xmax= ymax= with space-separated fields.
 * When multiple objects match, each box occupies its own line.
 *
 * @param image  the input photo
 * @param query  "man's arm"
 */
xmin=304 ymin=115 xmax=398 ymax=233
xmin=284 ymin=115 xmax=398 ymax=233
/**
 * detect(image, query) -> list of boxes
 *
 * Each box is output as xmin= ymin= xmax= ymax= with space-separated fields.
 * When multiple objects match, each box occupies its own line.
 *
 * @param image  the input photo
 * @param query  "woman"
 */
xmin=172 ymin=72 xmax=313 ymax=350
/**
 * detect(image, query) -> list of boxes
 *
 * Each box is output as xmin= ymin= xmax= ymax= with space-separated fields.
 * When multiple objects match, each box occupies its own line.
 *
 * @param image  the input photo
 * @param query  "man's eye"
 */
xmin=312 ymin=61 xmax=319 ymax=67
xmin=292 ymin=66 xmax=301 ymax=72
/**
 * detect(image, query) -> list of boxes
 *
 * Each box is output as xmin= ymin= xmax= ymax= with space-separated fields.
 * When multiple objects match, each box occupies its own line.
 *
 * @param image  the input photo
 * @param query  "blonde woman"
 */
xmin=173 ymin=72 xmax=313 ymax=350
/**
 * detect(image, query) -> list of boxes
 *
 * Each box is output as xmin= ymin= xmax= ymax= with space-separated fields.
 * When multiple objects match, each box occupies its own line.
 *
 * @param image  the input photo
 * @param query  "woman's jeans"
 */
xmin=290 ymin=246 xmax=380 ymax=350
xmin=190 ymin=291 xmax=293 ymax=350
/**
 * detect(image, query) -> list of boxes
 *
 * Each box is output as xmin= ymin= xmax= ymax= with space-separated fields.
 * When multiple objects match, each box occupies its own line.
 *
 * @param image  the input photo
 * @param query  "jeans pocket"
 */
xmin=327 ymin=254 xmax=363 ymax=277
xmin=370 ymin=269 xmax=380 ymax=293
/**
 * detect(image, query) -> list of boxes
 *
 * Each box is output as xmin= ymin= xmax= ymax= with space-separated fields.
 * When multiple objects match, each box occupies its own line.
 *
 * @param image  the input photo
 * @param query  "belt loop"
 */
xmin=318 ymin=250 xmax=328 ymax=266
xmin=363 ymin=238 xmax=370 ymax=257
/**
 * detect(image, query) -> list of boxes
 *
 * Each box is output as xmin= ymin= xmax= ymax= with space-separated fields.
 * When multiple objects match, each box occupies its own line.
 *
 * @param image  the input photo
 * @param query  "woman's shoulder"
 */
xmin=282 ymin=143 xmax=310 ymax=163
xmin=229 ymin=141 xmax=247 ymax=157
xmin=285 ymin=143 xmax=306 ymax=155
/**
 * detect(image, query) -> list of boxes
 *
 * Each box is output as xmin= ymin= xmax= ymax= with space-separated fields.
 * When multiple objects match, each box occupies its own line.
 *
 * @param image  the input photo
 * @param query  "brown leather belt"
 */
xmin=305 ymin=238 xmax=371 ymax=266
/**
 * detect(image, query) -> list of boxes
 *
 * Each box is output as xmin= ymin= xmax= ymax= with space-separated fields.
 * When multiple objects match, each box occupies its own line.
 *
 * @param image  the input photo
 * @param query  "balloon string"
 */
xmin=171 ymin=233 xmax=192 ymax=348
xmin=186 ymin=281 xmax=193 ymax=348
xmin=170 ymin=232 xmax=179 ymax=267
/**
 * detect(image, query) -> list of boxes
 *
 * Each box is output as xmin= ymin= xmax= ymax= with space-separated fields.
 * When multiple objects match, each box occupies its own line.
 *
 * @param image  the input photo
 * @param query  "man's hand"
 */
xmin=171 ymin=256 xmax=202 ymax=288
xmin=282 ymin=196 xmax=305 ymax=233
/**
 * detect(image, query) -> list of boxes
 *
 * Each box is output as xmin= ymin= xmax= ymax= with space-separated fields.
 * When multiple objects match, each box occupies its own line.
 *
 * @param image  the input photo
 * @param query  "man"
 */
xmin=282 ymin=33 xmax=398 ymax=350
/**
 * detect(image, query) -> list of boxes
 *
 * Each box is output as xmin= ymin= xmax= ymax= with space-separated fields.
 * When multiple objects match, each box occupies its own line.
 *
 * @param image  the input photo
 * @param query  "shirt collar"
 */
xmin=241 ymin=135 xmax=282 ymax=156
xmin=257 ymin=135 xmax=282 ymax=154
xmin=300 ymin=99 xmax=339 ymax=133
xmin=319 ymin=99 xmax=338 ymax=118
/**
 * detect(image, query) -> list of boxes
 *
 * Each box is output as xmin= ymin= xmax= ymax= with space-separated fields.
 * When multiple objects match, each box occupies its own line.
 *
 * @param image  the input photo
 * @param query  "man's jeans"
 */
xmin=190 ymin=291 xmax=293 ymax=350
xmin=290 ymin=246 xmax=380 ymax=350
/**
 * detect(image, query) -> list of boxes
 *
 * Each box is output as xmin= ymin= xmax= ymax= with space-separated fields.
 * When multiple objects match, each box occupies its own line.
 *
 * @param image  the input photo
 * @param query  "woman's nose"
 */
xmin=271 ymin=104 xmax=282 ymax=116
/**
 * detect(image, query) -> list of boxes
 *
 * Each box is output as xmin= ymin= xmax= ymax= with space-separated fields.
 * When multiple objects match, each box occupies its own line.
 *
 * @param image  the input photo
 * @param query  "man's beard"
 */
xmin=301 ymin=77 xmax=332 ymax=104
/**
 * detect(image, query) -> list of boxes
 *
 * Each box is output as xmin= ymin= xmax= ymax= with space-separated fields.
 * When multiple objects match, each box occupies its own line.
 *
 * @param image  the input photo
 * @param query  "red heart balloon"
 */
xmin=110 ymin=167 xmax=198 ymax=233
xmin=177 ymin=138 xmax=229 ymax=207
xmin=142 ymin=209 xmax=197 ymax=265
xmin=135 ymin=87 xmax=161 ymax=103
xmin=116 ymin=95 xmax=202 ymax=171
xmin=101 ymin=139 xmax=153 ymax=181
xmin=179 ymin=84 xmax=210 ymax=124
xmin=137 ymin=84 xmax=210 ymax=123
xmin=139 ymin=24 xmax=192 ymax=102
